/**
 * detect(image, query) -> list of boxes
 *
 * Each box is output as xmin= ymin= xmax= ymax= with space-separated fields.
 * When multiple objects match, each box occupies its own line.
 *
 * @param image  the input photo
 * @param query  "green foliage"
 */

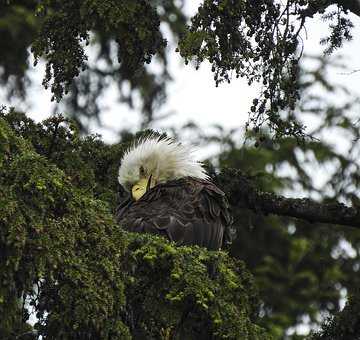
xmin=178 ymin=0 xmax=355 ymax=139
xmin=177 ymin=56 xmax=360 ymax=338
xmin=0 ymin=110 xmax=267 ymax=339
xmin=1 ymin=1 xmax=360 ymax=337
xmin=0 ymin=0 xmax=39 ymax=98
xmin=32 ymin=0 xmax=165 ymax=102
xmin=320 ymin=7 xmax=353 ymax=55
xmin=178 ymin=0 xmax=301 ymax=137
xmin=122 ymin=233 xmax=266 ymax=339
xmin=0 ymin=111 xmax=130 ymax=338
xmin=1 ymin=0 xmax=357 ymax=135
xmin=0 ymin=0 xmax=187 ymax=130
xmin=212 ymin=166 xmax=350 ymax=338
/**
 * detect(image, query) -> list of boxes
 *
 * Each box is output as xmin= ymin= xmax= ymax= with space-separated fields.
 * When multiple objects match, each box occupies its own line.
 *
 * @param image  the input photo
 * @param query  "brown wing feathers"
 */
xmin=116 ymin=177 xmax=233 ymax=250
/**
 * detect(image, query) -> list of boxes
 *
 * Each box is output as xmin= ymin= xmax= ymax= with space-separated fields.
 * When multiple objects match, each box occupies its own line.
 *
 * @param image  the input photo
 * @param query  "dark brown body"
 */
xmin=116 ymin=177 xmax=233 ymax=250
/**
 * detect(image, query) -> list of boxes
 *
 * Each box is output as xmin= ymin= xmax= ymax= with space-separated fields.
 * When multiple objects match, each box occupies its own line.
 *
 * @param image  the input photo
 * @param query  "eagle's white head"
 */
xmin=118 ymin=135 xmax=208 ymax=200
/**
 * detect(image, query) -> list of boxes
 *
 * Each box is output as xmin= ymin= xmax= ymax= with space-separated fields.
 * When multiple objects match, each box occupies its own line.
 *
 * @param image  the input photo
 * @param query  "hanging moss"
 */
xmin=0 ymin=110 xmax=268 ymax=339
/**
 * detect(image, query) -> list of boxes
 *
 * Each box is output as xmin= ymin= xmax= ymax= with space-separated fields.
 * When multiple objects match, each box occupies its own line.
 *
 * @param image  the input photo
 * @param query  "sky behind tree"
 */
xmin=1 ymin=2 xmax=360 ymax=150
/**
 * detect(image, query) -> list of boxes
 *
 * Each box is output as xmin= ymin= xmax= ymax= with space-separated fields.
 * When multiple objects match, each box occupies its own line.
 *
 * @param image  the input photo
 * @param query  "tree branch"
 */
xmin=335 ymin=0 xmax=360 ymax=16
xmin=220 ymin=169 xmax=360 ymax=229
xmin=302 ymin=0 xmax=360 ymax=18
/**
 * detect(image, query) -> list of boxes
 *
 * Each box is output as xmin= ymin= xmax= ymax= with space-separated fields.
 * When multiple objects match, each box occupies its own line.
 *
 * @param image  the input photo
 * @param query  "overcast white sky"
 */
xmin=3 ymin=1 xmax=359 ymax=148
xmin=1 ymin=1 xmax=359 ymax=200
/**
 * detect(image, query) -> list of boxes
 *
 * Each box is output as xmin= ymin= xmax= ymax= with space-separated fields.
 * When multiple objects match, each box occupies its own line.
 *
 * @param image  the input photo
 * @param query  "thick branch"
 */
xmin=220 ymin=169 xmax=360 ymax=229
xmin=247 ymin=192 xmax=360 ymax=228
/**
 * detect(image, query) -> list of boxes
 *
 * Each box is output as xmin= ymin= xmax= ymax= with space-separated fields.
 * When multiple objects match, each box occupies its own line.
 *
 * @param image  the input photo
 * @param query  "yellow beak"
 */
xmin=131 ymin=176 xmax=155 ymax=201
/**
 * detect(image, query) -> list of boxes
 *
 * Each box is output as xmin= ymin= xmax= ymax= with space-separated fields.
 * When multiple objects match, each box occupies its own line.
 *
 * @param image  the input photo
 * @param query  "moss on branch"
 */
xmin=216 ymin=168 xmax=360 ymax=229
xmin=0 ymin=110 xmax=267 ymax=339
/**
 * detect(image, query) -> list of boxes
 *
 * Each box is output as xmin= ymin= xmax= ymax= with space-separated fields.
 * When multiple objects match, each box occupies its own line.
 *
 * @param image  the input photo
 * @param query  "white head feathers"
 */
xmin=118 ymin=135 xmax=209 ymax=191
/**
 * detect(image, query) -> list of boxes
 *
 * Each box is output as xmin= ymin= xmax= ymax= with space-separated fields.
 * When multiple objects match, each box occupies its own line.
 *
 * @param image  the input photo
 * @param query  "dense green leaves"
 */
xmin=178 ymin=0 xmax=355 ymax=139
xmin=1 ymin=0 xmax=360 ymax=338
xmin=0 ymin=0 xmax=39 ymax=98
xmin=177 ymin=56 xmax=360 ymax=337
xmin=32 ymin=0 xmax=165 ymax=102
xmin=121 ymin=233 xmax=266 ymax=339
xmin=0 ymin=112 xmax=129 ymax=338
xmin=178 ymin=0 xmax=302 ymax=138
xmin=0 ymin=110 xmax=267 ymax=339
xmin=0 ymin=0 xmax=187 ymax=130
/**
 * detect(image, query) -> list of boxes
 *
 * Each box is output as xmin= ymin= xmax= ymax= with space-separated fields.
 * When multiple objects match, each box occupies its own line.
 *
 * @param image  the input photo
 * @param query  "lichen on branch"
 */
xmin=216 ymin=168 xmax=360 ymax=229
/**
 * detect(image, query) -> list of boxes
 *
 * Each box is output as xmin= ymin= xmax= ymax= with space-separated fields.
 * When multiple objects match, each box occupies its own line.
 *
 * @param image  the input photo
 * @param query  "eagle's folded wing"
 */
xmin=117 ymin=178 xmax=233 ymax=250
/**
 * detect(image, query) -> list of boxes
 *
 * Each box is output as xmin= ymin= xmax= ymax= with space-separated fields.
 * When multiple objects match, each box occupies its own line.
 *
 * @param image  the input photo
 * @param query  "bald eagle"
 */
xmin=116 ymin=136 xmax=233 ymax=250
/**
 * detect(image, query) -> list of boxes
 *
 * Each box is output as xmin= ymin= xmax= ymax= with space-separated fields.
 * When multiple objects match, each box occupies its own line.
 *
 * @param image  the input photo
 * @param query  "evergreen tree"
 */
xmin=1 ymin=1 xmax=360 ymax=339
